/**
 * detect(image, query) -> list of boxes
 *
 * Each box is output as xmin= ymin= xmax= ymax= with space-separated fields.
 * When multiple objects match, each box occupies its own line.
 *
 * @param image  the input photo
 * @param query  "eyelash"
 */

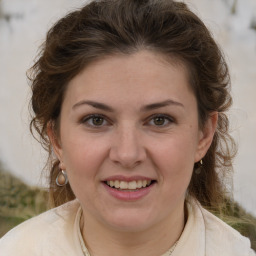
xmin=80 ymin=114 xmax=174 ymax=128
xmin=146 ymin=114 xmax=174 ymax=127
xmin=81 ymin=114 xmax=111 ymax=128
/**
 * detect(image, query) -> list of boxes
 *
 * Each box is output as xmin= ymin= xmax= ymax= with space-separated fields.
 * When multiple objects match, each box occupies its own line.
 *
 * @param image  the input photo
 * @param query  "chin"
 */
xmin=103 ymin=210 xmax=156 ymax=233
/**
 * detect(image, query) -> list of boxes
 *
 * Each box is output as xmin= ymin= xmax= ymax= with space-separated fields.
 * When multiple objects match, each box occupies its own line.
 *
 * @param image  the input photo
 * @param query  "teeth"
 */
xmin=120 ymin=181 xmax=128 ymax=189
xmin=128 ymin=181 xmax=137 ymax=189
xmin=106 ymin=180 xmax=153 ymax=190
xmin=114 ymin=180 xmax=120 ymax=188
xmin=137 ymin=180 xmax=142 ymax=188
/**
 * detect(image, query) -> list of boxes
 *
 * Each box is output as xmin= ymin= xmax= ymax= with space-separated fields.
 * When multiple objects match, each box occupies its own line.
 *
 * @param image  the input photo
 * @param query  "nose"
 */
xmin=109 ymin=124 xmax=147 ymax=168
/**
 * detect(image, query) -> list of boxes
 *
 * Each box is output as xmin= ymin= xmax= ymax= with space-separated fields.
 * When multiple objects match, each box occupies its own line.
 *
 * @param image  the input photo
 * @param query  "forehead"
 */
xmin=63 ymin=50 xmax=195 ymax=109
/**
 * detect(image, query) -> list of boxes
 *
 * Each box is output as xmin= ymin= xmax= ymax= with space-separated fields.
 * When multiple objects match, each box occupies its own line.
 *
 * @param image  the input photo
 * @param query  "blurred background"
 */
xmin=0 ymin=0 xmax=255 ymax=238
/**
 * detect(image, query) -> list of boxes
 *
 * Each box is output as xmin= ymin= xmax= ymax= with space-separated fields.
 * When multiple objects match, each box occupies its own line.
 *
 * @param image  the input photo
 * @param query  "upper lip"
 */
xmin=103 ymin=175 xmax=156 ymax=182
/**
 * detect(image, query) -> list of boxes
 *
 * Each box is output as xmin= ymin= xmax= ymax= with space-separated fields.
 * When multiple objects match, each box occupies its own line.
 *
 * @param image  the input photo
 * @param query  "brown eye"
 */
xmin=153 ymin=116 xmax=166 ymax=126
xmin=147 ymin=114 xmax=174 ymax=127
xmin=82 ymin=114 xmax=108 ymax=127
xmin=92 ymin=116 xmax=104 ymax=126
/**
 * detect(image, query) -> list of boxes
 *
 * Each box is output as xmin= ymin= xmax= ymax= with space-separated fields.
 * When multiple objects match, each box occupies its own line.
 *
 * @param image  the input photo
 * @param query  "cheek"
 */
xmin=160 ymin=149 xmax=194 ymax=186
xmin=61 ymin=136 xmax=109 ymax=180
xmin=152 ymin=133 xmax=198 ymax=167
xmin=160 ymin=154 xmax=193 ymax=203
xmin=151 ymin=134 xmax=197 ymax=190
xmin=61 ymin=139 xmax=108 ymax=203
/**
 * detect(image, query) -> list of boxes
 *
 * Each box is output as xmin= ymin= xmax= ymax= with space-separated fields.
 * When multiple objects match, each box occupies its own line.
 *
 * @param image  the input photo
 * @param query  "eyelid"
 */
xmin=145 ymin=113 xmax=175 ymax=126
xmin=79 ymin=113 xmax=175 ymax=128
xmin=80 ymin=114 xmax=111 ymax=127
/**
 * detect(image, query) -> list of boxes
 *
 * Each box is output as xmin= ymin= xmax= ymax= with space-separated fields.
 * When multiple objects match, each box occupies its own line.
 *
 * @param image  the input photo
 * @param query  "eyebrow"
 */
xmin=72 ymin=100 xmax=114 ymax=112
xmin=72 ymin=99 xmax=184 ymax=112
xmin=141 ymin=99 xmax=184 ymax=111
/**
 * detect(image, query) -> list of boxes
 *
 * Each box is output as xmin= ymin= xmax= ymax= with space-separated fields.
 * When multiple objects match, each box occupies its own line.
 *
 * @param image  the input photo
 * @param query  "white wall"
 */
xmin=0 ymin=0 xmax=255 ymax=214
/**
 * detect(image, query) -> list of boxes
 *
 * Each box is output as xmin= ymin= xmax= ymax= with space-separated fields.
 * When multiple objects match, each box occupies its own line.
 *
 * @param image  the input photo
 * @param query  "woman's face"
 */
xmin=51 ymin=51 xmax=216 ymax=232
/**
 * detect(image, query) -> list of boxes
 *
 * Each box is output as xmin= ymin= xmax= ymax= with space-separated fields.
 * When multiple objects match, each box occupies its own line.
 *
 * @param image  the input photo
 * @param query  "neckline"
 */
xmin=76 ymin=206 xmax=180 ymax=256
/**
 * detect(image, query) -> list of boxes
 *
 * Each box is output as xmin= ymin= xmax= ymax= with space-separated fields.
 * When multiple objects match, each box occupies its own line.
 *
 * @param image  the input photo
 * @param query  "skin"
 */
xmin=48 ymin=51 xmax=217 ymax=256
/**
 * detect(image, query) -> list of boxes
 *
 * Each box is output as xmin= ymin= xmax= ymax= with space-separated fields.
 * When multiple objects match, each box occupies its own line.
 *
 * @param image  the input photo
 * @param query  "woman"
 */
xmin=0 ymin=0 xmax=255 ymax=255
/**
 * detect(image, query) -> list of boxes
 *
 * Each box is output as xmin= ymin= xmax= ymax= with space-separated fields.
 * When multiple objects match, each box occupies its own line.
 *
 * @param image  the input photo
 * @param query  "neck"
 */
xmin=81 ymin=202 xmax=186 ymax=256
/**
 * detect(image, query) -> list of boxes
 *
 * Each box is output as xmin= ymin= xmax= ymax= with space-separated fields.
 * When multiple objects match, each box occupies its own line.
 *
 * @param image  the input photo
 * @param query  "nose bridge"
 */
xmin=109 ymin=122 xmax=146 ymax=168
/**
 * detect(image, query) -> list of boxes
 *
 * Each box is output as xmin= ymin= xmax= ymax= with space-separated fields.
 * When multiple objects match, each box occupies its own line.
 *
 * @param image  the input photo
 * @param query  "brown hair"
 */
xmin=29 ymin=0 xmax=236 ymax=208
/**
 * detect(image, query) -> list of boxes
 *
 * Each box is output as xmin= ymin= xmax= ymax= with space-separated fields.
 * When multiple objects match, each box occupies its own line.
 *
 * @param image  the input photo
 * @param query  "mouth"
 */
xmin=104 ymin=180 xmax=157 ymax=191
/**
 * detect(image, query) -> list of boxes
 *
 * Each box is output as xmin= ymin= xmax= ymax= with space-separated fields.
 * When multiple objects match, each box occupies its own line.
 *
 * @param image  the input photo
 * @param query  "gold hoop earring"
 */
xmin=56 ymin=170 xmax=68 ymax=186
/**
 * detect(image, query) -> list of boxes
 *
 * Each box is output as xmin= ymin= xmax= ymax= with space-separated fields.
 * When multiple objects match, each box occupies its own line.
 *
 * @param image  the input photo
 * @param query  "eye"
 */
xmin=147 ymin=114 xmax=174 ymax=127
xmin=81 ymin=114 xmax=109 ymax=127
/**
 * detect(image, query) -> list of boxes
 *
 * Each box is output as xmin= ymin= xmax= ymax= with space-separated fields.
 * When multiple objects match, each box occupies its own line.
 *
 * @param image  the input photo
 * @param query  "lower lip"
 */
xmin=102 ymin=182 xmax=155 ymax=201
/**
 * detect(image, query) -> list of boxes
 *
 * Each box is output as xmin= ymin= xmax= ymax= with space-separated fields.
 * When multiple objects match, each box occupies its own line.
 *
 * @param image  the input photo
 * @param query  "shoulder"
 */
xmin=198 ymin=203 xmax=255 ymax=256
xmin=0 ymin=199 xmax=81 ymax=256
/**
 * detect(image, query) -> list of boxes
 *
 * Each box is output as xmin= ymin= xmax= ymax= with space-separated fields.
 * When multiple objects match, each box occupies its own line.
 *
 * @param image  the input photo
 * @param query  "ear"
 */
xmin=47 ymin=121 xmax=64 ymax=168
xmin=194 ymin=112 xmax=218 ymax=162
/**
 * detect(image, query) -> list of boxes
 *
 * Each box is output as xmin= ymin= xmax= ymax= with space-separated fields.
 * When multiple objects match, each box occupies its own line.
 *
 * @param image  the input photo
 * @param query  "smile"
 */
xmin=103 ymin=178 xmax=156 ymax=201
xmin=105 ymin=180 xmax=155 ymax=190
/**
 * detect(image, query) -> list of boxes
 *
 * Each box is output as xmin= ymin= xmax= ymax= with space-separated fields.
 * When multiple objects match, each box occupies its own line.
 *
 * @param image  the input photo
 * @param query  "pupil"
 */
xmin=93 ymin=117 xmax=103 ymax=125
xmin=154 ymin=117 xmax=165 ymax=125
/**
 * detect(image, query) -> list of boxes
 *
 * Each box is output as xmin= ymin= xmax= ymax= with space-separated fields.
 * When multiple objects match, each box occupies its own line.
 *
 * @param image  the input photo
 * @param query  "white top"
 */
xmin=0 ymin=199 xmax=255 ymax=256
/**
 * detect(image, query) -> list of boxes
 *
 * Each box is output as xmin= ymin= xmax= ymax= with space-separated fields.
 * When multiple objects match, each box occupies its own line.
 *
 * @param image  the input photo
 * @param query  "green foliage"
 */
xmin=213 ymin=198 xmax=256 ymax=251
xmin=0 ymin=166 xmax=48 ymax=237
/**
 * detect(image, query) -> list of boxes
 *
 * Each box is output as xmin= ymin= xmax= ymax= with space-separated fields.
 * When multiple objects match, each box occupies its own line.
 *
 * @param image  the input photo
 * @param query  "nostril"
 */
xmin=109 ymin=134 xmax=147 ymax=167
